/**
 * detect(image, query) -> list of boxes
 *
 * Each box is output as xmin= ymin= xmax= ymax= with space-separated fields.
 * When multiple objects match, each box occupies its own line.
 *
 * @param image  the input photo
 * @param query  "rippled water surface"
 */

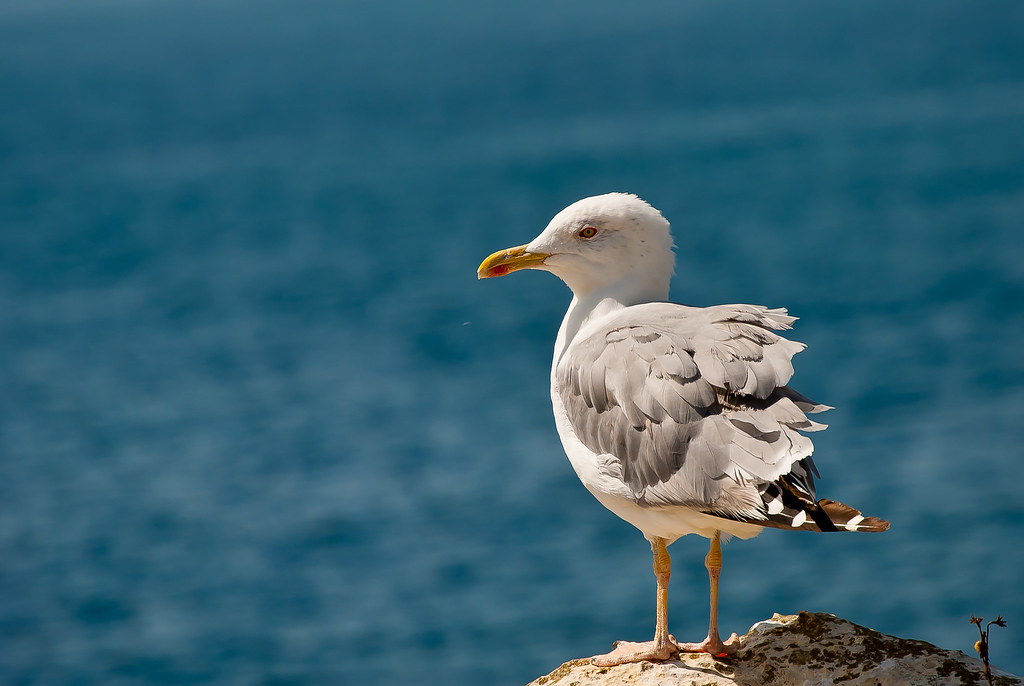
xmin=2 ymin=1 xmax=1023 ymax=683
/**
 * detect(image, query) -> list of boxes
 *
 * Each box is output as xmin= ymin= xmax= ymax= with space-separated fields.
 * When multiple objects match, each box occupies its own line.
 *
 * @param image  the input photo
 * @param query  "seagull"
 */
xmin=477 ymin=193 xmax=889 ymax=666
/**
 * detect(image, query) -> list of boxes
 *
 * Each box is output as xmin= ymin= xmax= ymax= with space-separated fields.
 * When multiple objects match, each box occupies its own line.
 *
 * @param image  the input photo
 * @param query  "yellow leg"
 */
xmin=678 ymin=531 xmax=740 ymax=657
xmin=705 ymin=531 xmax=724 ymax=646
xmin=592 ymin=537 xmax=680 ymax=666
xmin=652 ymin=537 xmax=672 ymax=647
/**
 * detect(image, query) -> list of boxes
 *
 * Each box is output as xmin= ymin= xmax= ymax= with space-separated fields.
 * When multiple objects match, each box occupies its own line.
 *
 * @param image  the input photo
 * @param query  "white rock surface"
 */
xmin=528 ymin=612 xmax=1022 ymax=686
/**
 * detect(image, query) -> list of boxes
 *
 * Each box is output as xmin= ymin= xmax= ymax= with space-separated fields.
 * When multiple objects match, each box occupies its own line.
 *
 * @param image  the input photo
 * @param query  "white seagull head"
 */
xmin=478 ymin=193 xmax=676 ymax=302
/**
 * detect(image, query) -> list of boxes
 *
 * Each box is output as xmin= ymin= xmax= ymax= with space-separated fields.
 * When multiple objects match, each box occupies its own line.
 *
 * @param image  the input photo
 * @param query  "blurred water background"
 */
xmin=2 ymin=0 xmax=1023 ymax=683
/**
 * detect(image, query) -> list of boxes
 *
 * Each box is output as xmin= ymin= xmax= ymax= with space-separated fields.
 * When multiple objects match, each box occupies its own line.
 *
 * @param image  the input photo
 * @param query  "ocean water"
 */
xmin=1 ymin=1 xmax=1023 ymax=683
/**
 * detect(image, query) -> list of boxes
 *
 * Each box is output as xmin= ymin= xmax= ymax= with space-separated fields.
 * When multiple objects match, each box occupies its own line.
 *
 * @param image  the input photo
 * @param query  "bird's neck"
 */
xmin=553 ymin=274 xmax=669 ymax=366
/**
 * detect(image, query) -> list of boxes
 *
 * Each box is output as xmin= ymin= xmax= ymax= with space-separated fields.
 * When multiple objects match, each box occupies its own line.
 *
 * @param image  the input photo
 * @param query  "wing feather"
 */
xmin=557 ymin=302 xmax=828 ymax=517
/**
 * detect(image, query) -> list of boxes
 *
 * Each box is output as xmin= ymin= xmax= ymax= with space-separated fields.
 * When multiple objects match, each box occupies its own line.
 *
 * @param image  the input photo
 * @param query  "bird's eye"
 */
xmin=578 ymin=226 xmax=597 ymax=239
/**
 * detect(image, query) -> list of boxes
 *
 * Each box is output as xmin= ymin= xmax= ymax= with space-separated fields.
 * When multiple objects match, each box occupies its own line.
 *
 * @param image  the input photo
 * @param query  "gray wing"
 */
xmin=557 ymin=302 xmax=829 ymax=519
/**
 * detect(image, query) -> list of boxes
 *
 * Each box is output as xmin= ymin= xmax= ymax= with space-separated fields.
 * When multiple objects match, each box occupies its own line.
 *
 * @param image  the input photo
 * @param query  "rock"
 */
xmin=528 ymin=612 xmax=1023 ymax=686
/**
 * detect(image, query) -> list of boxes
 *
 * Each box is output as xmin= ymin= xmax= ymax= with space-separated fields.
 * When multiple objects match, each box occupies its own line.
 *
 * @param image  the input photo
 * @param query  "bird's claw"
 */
xmin=592 ymin=638 xmax=680 ymax=666
xmin=677 ymin=632 xmax=741 ymax=657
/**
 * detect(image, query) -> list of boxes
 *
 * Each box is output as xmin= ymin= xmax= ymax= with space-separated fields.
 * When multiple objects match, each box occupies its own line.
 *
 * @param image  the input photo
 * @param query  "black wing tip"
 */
xmin=817 ymin=499 xmax=891 ymax=532
xmin=751 ymin=490 xmax=891 ymax=533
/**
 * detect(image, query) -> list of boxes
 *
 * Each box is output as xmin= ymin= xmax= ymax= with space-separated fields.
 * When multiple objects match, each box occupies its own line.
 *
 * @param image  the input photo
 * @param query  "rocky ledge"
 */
xmin=528 ymin=612 xmax=1022 ymax=686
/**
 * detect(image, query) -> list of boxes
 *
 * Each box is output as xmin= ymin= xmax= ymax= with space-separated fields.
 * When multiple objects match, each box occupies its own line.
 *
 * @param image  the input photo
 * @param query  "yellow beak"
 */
xmin=477 ymin=244 xmax=551 ymax=279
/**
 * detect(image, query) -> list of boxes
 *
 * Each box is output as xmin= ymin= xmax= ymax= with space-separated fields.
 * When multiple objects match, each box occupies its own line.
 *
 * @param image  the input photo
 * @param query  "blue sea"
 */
xmin=2 ymin=1 xmax=1023 ymax=683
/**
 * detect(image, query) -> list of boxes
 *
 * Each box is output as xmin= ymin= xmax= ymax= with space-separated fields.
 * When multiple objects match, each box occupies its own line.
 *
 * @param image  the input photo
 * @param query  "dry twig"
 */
xmin=970 ymin=614 xmax=1007 ymax=686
